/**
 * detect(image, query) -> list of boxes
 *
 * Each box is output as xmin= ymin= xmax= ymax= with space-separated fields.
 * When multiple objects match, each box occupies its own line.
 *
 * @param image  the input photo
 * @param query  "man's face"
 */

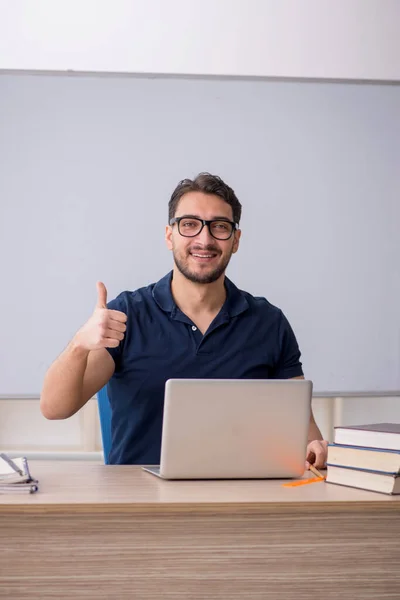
xmin=165 ymin=191 xmax=241 ymax=284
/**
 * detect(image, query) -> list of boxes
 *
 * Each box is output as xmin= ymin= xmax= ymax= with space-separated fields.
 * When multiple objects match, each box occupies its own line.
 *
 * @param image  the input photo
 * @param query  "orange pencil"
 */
xmin=309 ymin=464 xmax=325 ymax=479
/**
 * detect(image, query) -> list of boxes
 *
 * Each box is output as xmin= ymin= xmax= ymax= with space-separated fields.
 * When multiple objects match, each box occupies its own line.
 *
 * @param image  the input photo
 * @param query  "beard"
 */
xmin=173 ymin=244 xmax=233 ymax=284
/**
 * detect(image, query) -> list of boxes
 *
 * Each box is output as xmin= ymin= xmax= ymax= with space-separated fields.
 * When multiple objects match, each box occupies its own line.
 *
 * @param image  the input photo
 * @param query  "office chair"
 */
xmin=97 ymin=386 xmax=112 ymax=464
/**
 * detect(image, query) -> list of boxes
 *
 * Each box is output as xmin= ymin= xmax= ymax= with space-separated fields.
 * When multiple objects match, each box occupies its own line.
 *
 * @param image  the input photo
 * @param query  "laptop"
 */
xmin=142 ymin=378 xmax=312 ymax=479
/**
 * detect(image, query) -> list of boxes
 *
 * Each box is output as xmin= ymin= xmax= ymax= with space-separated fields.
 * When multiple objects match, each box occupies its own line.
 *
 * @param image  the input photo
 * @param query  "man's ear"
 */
xmin=232 ymin=229 xmax=241 ymax=254
xmin=165 ymin=225 xmax=173 ymax=250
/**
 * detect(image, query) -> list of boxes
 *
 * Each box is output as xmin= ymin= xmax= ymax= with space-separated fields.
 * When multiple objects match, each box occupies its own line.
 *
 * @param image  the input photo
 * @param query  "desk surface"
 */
xmin=0 ymin=461 xmax=399 ymax=514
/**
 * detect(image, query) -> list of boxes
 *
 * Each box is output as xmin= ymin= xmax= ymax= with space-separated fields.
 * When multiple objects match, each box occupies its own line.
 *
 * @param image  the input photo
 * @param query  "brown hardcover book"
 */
xmin=334 ymin=423 xmax=400 ymax=450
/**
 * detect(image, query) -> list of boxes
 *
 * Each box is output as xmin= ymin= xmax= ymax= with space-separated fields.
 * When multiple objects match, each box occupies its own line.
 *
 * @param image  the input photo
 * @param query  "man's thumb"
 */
xmin=96 ymin=281 xmax=107 ymax=308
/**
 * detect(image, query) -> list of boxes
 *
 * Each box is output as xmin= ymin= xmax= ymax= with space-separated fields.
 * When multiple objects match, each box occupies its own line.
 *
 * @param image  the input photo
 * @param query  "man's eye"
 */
xmin=182 ymin=221 xmax=197 ymax=227
xmin=213 ymin=222 xmax=229 ymax=230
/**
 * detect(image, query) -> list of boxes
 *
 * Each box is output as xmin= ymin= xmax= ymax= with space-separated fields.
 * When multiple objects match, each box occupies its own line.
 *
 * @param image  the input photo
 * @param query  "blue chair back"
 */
xmin=97 ymin=386 xmax=112 ymax=464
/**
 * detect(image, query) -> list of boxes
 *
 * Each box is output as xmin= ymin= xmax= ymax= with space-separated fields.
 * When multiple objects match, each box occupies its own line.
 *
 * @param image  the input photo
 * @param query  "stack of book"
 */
xmin=0 ymin=453 xmax=39 ymax=494
xmin=326 ymin=423 xmax=400 ymax=495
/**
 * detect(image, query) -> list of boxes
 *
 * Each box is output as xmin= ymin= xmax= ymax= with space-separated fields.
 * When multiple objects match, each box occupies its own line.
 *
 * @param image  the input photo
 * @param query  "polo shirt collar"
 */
xmin=223 ymin=276 xmax=249 ymax=317
xmin=152 ymin=271 xmax=175 ymax=313
xmin=152 ymin=271 xmax=249 ymax=318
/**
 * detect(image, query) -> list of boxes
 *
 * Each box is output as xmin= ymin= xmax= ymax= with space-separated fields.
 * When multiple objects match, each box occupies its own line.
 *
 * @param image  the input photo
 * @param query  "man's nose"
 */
xmin=196 ymin=223 xmax=214 ymax=243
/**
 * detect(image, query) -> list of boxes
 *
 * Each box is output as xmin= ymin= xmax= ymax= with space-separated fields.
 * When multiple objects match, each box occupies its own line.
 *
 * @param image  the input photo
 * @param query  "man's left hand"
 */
xmin=306 ymin=439 xmax=328 ymax=469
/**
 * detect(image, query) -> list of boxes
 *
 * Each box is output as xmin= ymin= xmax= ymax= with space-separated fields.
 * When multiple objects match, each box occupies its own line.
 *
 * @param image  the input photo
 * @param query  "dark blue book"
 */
xmin=326 ymin=464 xmax=400 ymax=495
xmin=327 ymin=443 xmax=400 ymax=474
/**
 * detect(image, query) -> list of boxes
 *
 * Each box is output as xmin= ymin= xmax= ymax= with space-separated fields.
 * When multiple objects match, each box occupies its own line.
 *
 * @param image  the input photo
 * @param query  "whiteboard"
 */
xmin=0 ymin=73 xmax=399 ymax=394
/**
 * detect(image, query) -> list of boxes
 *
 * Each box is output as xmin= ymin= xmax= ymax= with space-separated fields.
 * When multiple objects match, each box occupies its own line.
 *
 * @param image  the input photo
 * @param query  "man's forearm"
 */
xmin=40 ymin=341 xmax=90 ymax=420
xmin=308 ymin=410 xmax=323 ymax=442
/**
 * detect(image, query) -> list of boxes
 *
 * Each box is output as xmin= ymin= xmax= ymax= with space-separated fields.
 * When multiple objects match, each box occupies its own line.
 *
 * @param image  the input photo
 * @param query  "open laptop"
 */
xmin=142 ymin=378 xmax=312 ymax=479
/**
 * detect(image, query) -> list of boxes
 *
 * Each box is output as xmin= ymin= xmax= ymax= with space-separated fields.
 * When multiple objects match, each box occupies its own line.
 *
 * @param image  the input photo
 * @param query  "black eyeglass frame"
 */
xmin=169 ymin=216 xmax=238 ymax=240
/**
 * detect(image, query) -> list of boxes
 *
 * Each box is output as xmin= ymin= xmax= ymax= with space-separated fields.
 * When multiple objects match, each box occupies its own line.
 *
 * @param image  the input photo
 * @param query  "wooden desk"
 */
xmin=1 ymin=462 xmax=399 ymax=599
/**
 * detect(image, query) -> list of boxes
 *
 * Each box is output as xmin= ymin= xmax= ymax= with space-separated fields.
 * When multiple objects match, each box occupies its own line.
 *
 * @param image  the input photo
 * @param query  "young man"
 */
xmin=41 ymin=173 xmax=327 ymax=467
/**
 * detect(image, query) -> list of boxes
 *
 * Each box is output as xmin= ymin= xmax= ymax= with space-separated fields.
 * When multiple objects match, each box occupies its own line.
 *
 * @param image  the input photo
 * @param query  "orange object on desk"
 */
xmin=283 ymin=476 xmax=326 ymax=488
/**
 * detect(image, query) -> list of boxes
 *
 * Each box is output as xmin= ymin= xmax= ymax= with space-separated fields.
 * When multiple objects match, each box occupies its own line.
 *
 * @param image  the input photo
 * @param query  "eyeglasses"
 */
xmin=170 ymin=217 xmax=238 ymax=240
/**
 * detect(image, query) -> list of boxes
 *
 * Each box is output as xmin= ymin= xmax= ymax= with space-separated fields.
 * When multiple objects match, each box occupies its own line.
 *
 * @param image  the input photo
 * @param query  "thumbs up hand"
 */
xmin=73 ymin=282 xmax=127 ymax=351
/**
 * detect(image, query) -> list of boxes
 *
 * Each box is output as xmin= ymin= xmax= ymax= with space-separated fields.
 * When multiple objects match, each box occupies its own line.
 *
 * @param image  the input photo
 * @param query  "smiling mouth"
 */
xmin=191 ymin=252 xmax=217 ymax=258
xmin=189 ymin=250 xmax=220 ymax=264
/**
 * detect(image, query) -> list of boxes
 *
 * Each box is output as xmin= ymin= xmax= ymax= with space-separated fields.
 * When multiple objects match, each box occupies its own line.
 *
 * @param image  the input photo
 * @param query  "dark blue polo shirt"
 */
xmin=106 ymin=271 xmax=303 ymax=464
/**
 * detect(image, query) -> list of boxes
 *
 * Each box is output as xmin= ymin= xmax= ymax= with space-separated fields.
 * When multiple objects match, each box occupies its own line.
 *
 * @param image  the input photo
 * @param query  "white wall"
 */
xmin=0 ymin=0 xmax=399 ymax=81
xmin=2 ymin=396 xmax=400 ymax=460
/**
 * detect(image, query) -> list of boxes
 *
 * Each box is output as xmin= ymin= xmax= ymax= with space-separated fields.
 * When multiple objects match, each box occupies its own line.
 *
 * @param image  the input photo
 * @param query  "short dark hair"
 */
xmin=168 ymin=172 xmax=242 ymax=225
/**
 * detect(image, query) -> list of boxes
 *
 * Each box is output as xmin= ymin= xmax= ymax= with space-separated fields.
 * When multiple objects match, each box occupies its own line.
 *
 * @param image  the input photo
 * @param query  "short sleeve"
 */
xmin=271 ymin=311 xmax=304 ymax=379
xmin=105 ymin=293 xmax=129 ymax=372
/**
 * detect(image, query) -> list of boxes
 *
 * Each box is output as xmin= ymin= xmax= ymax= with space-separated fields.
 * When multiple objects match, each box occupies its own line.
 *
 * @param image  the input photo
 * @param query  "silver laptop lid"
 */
xmin=159 ymin=379 xmax=312 ymax=479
